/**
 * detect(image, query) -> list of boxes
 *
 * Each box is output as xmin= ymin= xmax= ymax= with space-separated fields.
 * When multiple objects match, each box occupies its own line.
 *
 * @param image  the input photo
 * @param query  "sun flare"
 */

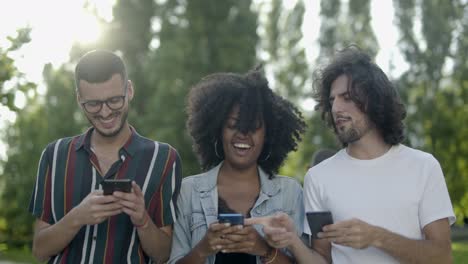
xmin=0 ymin=0 xmax=114 ymax=83
xmin=0 ymin=0 xmax=115 ymax=158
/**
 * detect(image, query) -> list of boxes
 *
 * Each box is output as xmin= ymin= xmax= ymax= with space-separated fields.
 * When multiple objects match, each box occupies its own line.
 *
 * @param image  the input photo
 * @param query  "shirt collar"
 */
xmin=75 ymin=126 xmax=140 ymax=157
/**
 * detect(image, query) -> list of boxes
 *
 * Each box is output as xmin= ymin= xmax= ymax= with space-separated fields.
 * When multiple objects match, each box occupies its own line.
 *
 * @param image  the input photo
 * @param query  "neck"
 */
xmin=91 ymin=123 xmax=132 ymax=151
xmin=346 ymin=129 xmax=392 ymax=160
xmin=218 ymin=162 xmax=259 ymax=183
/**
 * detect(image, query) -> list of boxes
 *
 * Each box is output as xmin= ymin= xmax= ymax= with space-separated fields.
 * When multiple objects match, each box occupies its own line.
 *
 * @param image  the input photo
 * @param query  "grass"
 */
xmin=0 ymin=246 xmax=39 ymax=264
xmin=453 ymin=241 xmax=468 ymax=263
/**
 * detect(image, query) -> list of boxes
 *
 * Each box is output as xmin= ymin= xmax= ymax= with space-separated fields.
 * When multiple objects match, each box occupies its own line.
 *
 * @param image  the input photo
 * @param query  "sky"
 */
xmin=0 ymin=0 xmax=407 ymax=157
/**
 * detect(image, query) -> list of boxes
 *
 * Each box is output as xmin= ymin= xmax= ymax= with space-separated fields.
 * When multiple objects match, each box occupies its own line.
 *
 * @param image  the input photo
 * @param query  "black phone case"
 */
xmin=306 ymin=211 xmax=333 ymax=239
xmin=101 ymin=179 xmax=132 ymax=195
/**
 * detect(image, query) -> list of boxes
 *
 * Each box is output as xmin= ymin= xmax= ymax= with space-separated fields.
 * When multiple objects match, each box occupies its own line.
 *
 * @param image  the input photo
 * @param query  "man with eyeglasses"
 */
xmin=29 ymin=50 xmax=182 ymax=263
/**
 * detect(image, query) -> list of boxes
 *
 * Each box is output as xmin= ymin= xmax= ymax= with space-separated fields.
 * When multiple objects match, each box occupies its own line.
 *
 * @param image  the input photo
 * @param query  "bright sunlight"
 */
xmin=0 ymin=0 xmax=114 ymax=83
xmin=0 ymin=0 xmax=115 ymax=158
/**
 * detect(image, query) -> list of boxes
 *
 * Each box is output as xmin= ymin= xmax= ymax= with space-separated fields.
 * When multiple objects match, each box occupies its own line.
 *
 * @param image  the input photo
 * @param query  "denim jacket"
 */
xmin=168 ymin=162 xmax=304 ymax=264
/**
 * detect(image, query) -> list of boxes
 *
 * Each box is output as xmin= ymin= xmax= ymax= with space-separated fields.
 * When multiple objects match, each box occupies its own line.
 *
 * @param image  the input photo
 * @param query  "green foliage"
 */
xmin=0 ymin=28 xmax=35 ymax=111
xmin=0 ymin=64 xmax=86 ymax=248
xmin=318 ymin=0 xmax=378 ymax=63
xmin=0 ymin=246 xmax=39 ymax=263
xmin=258 ymin=0 xmax=317 ymax=179
xmin=261 ymin=0 xmax=310 ymax=102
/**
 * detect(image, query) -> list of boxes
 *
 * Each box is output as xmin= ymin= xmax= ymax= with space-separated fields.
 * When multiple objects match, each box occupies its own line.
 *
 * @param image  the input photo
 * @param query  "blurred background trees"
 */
xmin=0 ymin=0 xmax=466 ymax=252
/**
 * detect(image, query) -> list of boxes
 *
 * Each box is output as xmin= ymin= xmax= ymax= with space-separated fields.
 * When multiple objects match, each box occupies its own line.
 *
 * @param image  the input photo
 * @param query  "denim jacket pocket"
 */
xmin=190 ymin=212 xmax=207 ymax=232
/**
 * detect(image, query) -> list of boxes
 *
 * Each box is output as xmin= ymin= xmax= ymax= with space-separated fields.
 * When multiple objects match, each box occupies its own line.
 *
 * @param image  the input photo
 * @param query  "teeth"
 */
xmin=233 ymin=143 xmax=251 ymax=149
xmin=100 ymin=116 xmax=116 ymax=123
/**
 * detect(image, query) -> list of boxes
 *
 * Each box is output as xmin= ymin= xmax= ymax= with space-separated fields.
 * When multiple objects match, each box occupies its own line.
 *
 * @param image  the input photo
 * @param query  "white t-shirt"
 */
xmin=303 ymin=144 xmax=455 ymax=264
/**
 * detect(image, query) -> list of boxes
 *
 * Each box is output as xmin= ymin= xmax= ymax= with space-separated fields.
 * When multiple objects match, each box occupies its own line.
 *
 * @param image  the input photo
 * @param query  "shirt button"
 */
xmin=93 ymin=236 xmax=97 ymax=240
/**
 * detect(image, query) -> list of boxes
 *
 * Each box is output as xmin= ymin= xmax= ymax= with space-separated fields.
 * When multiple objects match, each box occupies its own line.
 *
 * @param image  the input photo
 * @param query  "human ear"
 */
xmin=127 ymin=80 xmax=134 ymax=101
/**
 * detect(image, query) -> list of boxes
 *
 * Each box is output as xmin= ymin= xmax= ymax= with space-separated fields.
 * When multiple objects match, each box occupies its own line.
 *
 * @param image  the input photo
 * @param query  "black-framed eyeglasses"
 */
xmin=80 ymin=87 xmax=128 ymax=114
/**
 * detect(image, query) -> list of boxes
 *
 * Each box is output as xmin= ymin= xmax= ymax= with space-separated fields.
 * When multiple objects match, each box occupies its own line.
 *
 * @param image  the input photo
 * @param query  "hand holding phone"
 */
xmin=306 ymin=211 xmax=333 ymax=239
xmin=101 ymin=179 xmax=132 ymax=195
xmin=218 ymin=213 xmax=244 ymax=225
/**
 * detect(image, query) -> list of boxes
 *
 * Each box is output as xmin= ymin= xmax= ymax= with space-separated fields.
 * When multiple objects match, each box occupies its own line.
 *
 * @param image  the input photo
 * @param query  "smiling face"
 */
xmin=330 ymin=74 xmax=373 ymax=145
xmin=221 ymin=105 xmax=265 ymax=170
xmin=78 ymin=74 xmax=133 ymax=138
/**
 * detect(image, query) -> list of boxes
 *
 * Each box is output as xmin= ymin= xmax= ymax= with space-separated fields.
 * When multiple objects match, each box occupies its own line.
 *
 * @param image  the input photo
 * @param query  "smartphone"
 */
xmin=306 ymin=211 xmax=333 ymax=239
xmin=101 ymin=179 xmax=132 ymax=195
xmin=218 ymin=213 xmax=244 ymax=225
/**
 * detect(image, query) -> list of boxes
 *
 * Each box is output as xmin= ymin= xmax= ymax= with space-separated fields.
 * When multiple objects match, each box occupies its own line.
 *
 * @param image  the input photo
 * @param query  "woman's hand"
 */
xmin=219 ymin=225 xmax=270 ymax=256
xmin=245 ymin=212 xmax=298 ymax=249
xmin=194 ymin=222 xmax=241 ymax=258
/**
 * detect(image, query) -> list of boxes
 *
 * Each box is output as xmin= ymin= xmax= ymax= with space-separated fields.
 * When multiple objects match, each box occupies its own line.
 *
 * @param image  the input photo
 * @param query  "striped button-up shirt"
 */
xmin=29 ymin=127 xmax=182 ymax=263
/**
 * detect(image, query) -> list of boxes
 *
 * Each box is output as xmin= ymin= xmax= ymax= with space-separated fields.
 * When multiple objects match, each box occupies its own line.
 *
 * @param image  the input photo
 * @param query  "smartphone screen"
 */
xmin=218 ymin=213 xmax=244 ymax=225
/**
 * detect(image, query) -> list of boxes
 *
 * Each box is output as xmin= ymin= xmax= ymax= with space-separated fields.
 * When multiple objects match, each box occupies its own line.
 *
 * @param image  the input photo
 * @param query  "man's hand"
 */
xmin=72 ymin=190 xmax=123 ymax=226
xmin=113 ymin=181 xmax=148 ymax=227
xmin=318 ymin=218 xmax=377 ymax=249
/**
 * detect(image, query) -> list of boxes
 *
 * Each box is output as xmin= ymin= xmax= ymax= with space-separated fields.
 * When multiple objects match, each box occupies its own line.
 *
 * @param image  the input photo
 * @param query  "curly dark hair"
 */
xmin=312 ymin=46 xmax=406 ymax=146
xmin=187 ymin=68 xmax=306 ymax=177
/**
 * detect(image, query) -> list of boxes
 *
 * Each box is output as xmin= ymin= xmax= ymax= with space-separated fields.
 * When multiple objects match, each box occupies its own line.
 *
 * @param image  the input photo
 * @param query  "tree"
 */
xmin=0 ymin=28 xmax=36 ymax=248
xmin=0 ymin=28 xmax=35 ymax=111
xmin=0 ymin=64 xmax=85 ymax=247
xmin=317 ymin=0 xmax=378 ymax=63
xmin=393 ymin=0 xmax=468 ymax=223
xmin=261 ymin=0 xmax=309 ymax=102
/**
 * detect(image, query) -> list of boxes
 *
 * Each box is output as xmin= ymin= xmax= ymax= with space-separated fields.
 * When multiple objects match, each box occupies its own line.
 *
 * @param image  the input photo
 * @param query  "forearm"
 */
xmin=32 ymin=210 xmax=82 ymax=261
xmin=137 ymin=221 xmax=172 ymax=263
xmin=373 ymin=227 xmax=452 ymax=264
xmin=289 ymin=235 xmax=328 ymax=264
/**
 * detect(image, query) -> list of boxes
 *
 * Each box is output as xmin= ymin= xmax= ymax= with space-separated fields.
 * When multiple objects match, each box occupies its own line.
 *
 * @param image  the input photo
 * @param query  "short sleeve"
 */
xmin=167 ymin=180 xmax=192 ymax=264
xmin=303 ymin=169 xmax=326 ymax=235
xmin=28 ymin=145 xmax=55 ymax=224
xmin=419 ymin=156 xmax=456 ymax=228
xmin=289 ymin=179 xmax=305 ymax=236
xmin=157 ymin=147 xmax=182 ymax=227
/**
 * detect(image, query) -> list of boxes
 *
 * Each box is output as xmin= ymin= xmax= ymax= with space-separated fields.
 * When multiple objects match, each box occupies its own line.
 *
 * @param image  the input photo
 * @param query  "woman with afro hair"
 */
xmin=168 ymin=68 xmax=306 ymax=264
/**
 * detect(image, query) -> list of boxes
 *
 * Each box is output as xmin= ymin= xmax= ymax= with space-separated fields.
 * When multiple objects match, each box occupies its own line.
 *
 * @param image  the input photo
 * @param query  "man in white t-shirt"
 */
xmin=247 ymin=46 xmax=455 ymax=263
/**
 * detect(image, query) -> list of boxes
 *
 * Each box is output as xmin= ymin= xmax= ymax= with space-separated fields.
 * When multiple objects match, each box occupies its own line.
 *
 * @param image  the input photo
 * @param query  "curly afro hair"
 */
xmin=186 ymin=68 xmax=306 ymax=177
xmin=312 ymin=46 xmax=406 ymax=146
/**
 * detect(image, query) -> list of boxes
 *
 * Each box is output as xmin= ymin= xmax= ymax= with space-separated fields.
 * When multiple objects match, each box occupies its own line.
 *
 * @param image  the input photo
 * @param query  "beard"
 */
xmin=87 ymin=110 xmax=128 ymax=138
xmin=335 ymin=119 xmax=372 ymax=145
xmin=337 ymin=126 xmax=361 ymax=144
